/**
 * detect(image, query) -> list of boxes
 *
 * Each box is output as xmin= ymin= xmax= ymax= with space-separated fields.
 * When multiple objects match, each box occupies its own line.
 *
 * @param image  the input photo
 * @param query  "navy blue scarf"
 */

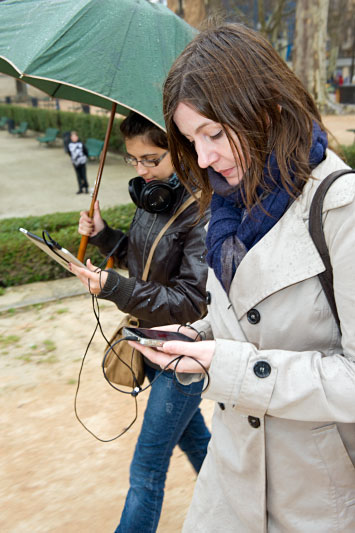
xmin=206 ymin=123 xmax=328 ymax=292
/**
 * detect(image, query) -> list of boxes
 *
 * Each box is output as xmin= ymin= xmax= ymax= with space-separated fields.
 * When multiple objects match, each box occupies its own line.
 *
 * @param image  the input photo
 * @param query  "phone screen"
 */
xmin=123 ymin=327 xmax=194 ymax=347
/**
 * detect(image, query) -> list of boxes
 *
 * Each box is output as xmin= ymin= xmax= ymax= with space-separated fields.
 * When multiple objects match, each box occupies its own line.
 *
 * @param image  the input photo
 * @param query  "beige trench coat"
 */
xmin=182 ymin=150 xmax=355 ymax=532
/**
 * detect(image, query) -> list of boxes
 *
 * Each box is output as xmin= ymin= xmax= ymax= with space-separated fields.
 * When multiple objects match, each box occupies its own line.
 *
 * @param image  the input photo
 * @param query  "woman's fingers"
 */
xmin=78 ymin=212 xmax=94 ymax=236
xmin=127 ymin=341 xmax=180 ymax=369
xmin=69 ymin=261 xmax=108 ymax=294
xmin=93 ymin=200 xmax=101 ymax=217
xmin=85 ymin=258 xmax=99 ymax=271
xmin=78 ymin=202 xmax=103 ymax=236
xmin=151 ymin=324 xmax=180 ymax=332
xmin=151 ymin=324 xmax=201 ymax=340
xmin=78 ymin=225 xmax=93 ymax=237
xmin=128 ymin=339 xmax=215 ymax=373
xmin=92 ymin=201 xmax=105 ymax=234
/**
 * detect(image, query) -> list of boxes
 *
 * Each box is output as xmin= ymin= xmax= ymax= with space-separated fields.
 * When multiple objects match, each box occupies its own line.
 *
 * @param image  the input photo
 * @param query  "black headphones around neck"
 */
xmin=128 ymin=174 xmax=182 ymax=213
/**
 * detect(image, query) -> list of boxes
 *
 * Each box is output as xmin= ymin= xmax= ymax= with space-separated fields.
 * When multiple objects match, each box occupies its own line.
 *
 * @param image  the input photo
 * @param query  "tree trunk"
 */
xmin=293 ymin=0 xmax=330 ymax=111
xmin=15 ymin=79 xmax=28 ymax=102
xmin=327 ymin=0 xmax=351 ymax=81
xmin=167 ymin=0 xmax=206 ymax=28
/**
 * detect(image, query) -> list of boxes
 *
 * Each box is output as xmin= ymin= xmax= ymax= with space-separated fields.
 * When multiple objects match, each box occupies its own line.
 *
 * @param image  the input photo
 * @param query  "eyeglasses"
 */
xmin=123 ymin=151 xmax=168 ymax=168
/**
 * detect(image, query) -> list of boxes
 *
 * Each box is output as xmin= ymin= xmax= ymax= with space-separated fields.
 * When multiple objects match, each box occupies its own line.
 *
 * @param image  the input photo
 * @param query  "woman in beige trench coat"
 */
xmin=129 ymin=24 xmax=355 ymax=532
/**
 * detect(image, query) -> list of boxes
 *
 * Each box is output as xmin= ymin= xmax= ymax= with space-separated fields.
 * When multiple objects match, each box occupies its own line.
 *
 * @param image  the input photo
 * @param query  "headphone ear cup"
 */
xmin=128 ymin=177 xmax=145 ymax=208
xmin=141 ymin=181 xmax=176 ymax=213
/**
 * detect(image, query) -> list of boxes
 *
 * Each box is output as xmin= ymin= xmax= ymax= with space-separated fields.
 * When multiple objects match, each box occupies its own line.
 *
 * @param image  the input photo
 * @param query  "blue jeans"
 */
xmin=115 ymin=364 xmax=211 ymax=533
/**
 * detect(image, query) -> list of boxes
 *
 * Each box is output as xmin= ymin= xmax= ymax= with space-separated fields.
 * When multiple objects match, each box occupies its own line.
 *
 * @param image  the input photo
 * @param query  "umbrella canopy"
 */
xmin=0 ymin=0 xmax=197 ymax=129
xmin=0 ymin=0 xmax=197 ymax=263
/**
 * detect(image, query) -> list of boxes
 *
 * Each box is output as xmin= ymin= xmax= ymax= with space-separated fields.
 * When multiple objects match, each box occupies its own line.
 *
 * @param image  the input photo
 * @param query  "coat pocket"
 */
xmin=312 ymin=423 xmax=355 ymax=504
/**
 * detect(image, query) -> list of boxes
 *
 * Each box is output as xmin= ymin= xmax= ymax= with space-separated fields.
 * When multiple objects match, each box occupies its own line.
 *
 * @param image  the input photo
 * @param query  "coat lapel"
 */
xmin=229 ymin=198 xmax=325 ymax=319
xmin=229 ymin=154 xmax=355 ymax=320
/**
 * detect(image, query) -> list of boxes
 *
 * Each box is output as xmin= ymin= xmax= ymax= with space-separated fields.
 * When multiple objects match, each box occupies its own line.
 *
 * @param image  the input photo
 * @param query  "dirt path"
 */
xmin=0 ymin=295 xmax=214 ymax=532
xmin=322 ymin=114 xmax=355 ymax=146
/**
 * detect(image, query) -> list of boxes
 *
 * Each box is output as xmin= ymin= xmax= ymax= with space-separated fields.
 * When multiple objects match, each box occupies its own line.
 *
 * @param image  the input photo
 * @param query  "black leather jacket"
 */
xmin=90 ymin=186 xmax=209 ymax=328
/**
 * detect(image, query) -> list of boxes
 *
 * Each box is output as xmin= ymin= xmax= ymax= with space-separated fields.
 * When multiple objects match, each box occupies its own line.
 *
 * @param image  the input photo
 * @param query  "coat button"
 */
xmin=253 ymin=361 xmax=271 ymax=378
xmin=206 ymin=291 xmax=211 ymax=305
xmin=248 ymin=416 xmax=260 ymax=428
xmin=247 ymin=308 xmax=260 ymax=324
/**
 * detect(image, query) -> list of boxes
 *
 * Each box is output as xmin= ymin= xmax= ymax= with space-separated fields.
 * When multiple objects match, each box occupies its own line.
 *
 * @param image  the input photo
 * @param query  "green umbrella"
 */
xmin=0 ymin=0 xmax=197 ymax=261
xmin=0 ymin=0 xmax=196 ymax=129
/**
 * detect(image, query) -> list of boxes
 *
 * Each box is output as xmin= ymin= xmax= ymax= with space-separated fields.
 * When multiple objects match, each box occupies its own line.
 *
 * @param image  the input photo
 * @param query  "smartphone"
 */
xmin=123 ymin=327 xmax=194 ymax=347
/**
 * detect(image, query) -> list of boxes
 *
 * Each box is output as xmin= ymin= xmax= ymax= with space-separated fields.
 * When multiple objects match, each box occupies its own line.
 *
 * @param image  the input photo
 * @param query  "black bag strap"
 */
xmin=309 ymin=169 xmax=355 ymax=332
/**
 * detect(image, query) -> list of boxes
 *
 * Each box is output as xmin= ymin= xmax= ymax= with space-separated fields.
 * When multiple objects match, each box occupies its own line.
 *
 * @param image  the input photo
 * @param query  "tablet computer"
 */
xmin=19 ymin=228 xmax=87 ymax=273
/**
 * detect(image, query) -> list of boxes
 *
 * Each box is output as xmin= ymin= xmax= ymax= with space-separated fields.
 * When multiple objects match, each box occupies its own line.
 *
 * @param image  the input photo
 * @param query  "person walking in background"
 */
xmin=130 ymin=23 xmax=355 ymax=532
xmin=68 ymin=130 xmax=89 ymax=194
xmin=70 ymin=112 xmax=211 ymax=533
xmin=335 ymin=71 xmax=344 ymax=87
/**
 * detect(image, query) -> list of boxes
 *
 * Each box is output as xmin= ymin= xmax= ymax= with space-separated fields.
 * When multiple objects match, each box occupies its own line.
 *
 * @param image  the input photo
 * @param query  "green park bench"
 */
xmin=0 ymin=116 xmax=8 ymax=129
xmin=37 ymin=127 xmax=60 ymax=146
xmin=85 ymin=137 xmax=104 ymax=159
xmin=10 ymin=121 xmax=28 ymax=136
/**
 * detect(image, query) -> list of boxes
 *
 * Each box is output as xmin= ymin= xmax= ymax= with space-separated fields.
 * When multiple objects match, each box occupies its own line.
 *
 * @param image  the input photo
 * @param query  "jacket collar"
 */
xmin=229 ymin=150 xmax=354 ymax=319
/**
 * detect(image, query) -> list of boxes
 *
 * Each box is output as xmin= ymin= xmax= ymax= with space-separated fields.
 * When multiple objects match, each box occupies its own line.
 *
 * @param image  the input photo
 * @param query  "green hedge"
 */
xmin=0 ymin=103 xmax=125 ymax=152
xmin=340 ymin=144 xmax=355 ymax=168
xmin=0 ymin=204 xmax=135 ymax=287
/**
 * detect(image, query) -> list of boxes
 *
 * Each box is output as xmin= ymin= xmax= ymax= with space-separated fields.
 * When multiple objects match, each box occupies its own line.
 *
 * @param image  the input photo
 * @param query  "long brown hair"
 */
xmin=163 ymin=23 xmax=324 ymax=213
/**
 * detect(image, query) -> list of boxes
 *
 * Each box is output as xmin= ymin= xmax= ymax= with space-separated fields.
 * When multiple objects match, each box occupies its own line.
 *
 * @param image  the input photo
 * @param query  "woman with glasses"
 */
xmin=71 ymin=111 xmax=211 ymax=533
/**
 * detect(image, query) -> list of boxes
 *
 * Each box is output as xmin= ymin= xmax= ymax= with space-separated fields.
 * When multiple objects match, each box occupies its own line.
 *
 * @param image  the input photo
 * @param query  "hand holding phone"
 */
xmin=126 ymin=328 xmax=215 ymax=375
xmin=123 ymin=327 xmax=194 ymax=347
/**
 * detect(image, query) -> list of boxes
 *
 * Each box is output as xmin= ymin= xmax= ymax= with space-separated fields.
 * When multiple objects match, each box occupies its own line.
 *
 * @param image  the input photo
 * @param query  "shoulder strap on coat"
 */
xmin=309 ymin=169 xmax=355 ymax=331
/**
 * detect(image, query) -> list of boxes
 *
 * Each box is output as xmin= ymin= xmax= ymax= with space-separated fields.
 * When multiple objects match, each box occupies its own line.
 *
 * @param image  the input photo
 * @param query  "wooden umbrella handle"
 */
xmin=106 ymin=256 xmax=114 ymax=268
xmin=77 ymin=102 xmax=117 ymax=267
